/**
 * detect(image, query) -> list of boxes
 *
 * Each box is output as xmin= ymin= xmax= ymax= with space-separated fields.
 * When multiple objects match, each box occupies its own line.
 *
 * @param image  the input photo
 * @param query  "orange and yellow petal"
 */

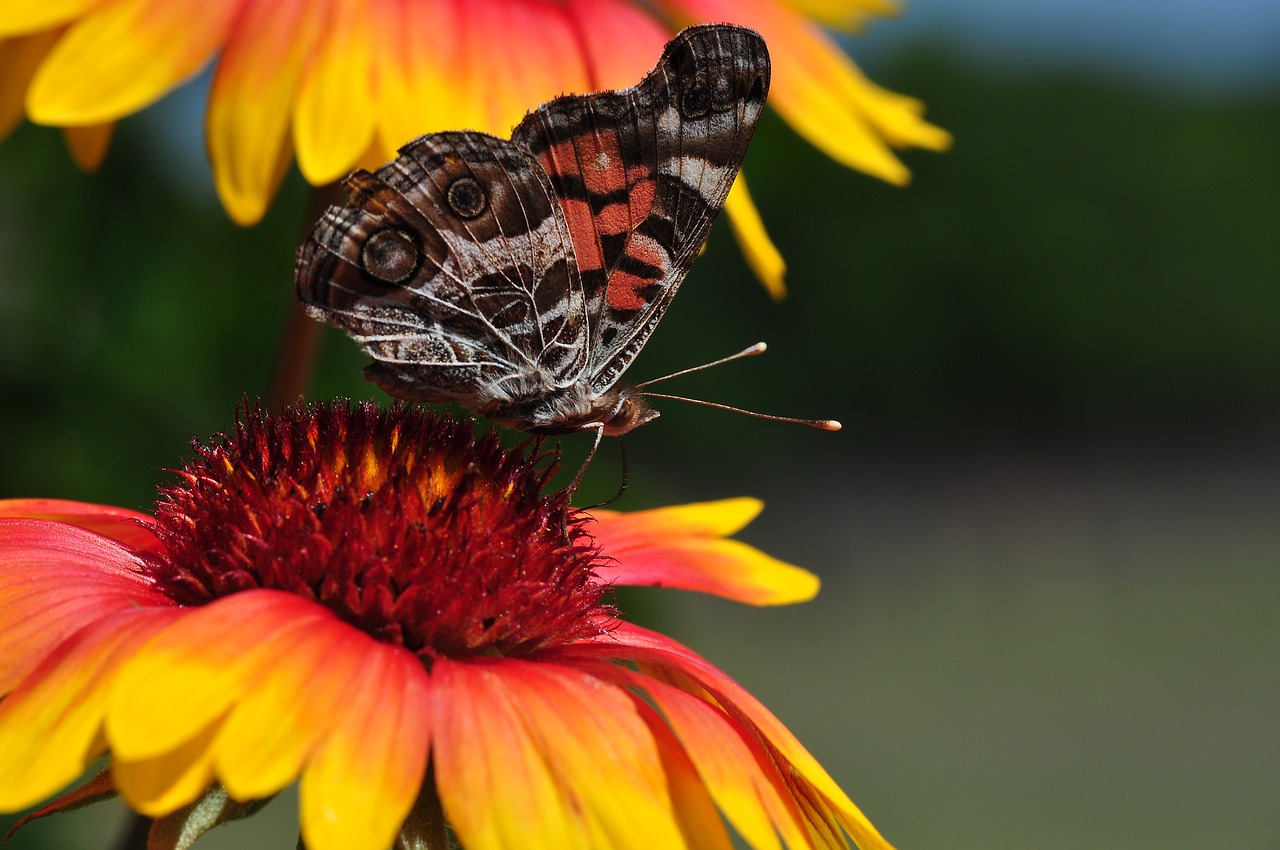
xmin=0 ymin=498 xmax=162 ymax=553
xmin=298 ymin=641 xmax=430 ymax=850
xmin=589 ymin=499 xmax=819 ymax=606
xmin=0 ymin=607 xmax=179 ymax=811
xmin=292 ymin=0 xmax=376 ymax=184
xmin=429 ymin=657 xmax=687 ymax=850
xmin=373 ymin=0 xmax=467 ymax=152
xmin=0 ymin=518 xmax=172 ymax=693
xmin=207 ymin=0 xmax=322 ymax=225
xmin=25 ymin=0 xmax=240 ymax=126
xmin=563 ymin=0 xmax=670 ymax=91
xmin=601 ymin=623 xmax=894 ymax=850
xmin=635 ymin=673 xmax=813 ymax=850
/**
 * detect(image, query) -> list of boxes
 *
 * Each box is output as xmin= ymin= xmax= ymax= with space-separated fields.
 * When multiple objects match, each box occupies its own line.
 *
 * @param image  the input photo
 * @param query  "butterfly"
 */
xmin=295 ymin=25 xmax=771 ymax=439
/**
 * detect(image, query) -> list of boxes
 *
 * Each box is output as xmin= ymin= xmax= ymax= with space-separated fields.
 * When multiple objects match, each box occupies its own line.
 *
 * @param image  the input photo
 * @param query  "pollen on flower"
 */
xmin=147 ymin=401 xmax=613 ymax=659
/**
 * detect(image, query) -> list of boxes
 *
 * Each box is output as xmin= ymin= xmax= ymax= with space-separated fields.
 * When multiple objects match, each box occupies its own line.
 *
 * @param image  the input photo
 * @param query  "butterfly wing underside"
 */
xmin=511 ymin=24 xmax=770 ymax=395
xmin=296 ymin=132 xmax=589 ymax=406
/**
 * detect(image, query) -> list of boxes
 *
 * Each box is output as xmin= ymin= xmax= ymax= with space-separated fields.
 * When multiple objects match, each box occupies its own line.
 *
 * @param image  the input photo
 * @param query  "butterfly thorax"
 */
xmin=482 ymin=385 xmax=658 ymax=436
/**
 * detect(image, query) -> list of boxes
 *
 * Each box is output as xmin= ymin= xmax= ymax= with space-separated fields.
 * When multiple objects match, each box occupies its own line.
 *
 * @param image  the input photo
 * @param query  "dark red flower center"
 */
xmin=147 ymin=401 xmax=613 ymax=659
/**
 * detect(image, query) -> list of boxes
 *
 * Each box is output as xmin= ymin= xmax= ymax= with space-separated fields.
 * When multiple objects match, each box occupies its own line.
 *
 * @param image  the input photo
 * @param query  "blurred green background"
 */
xmin=2 ymin=3 xmax=1278 ymax=849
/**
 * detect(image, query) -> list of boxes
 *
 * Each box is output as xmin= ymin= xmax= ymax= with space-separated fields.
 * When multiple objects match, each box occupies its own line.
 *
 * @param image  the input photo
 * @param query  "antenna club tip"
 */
xmin=751 ymin=342 xmax=768 ymax=354
xmin=820 ymin=419 xmax=843 ymax=432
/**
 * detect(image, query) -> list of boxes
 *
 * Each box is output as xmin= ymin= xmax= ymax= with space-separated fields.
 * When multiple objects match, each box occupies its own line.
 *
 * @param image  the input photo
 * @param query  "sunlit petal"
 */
xmin=593 ymin=623 xmax=895 ymax=850
xmin=106 ymin=590 xmax=329 ymax=762
xmin=0 ymin=608 xmax=177 ymax=811
xmin=292 ymin=0 xmax=375 ymax=184
xmin=590 ymin=499 xmax=820 ymax=605
xmin=26 ymin=0 xmax=239 ymax=125
xmin=112 ymin=720 xmax=221 ymax=815
xmin=373 ymin=0 xmax=467 ymax=152
xmin=0 ymin=0 xmax=105 ymax=37
xmin=213 ymin=613 xmax=372 ymax=800
xmin=430 ymin=658 xmax=687 ymax=850
xmin=725 ymin=176 xmax=787 ymax=299
xmin=298 ymin=642 xmax=430 ymax=850
xmin=207 ymin=0 xmax=322 ymax=224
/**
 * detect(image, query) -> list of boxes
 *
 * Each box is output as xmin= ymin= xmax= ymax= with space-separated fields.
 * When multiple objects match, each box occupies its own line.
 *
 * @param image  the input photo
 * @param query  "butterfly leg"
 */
xmin=566 ymin=422 xmax=606 ymax=495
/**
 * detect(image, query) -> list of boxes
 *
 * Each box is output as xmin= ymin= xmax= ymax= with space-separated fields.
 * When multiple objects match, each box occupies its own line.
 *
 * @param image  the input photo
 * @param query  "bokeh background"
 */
xmin=2 ymin=1 xmax=1278 ymax=848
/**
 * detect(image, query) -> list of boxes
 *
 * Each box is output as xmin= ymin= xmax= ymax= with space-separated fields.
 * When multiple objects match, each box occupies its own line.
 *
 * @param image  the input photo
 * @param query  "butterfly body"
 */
xmin=296 ymin=25 xmax=770 ymax=436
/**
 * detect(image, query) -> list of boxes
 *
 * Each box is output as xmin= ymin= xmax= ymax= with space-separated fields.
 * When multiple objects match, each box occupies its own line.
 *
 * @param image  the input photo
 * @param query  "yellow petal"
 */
xmin=63 ymin=121 xmax=113 ymax=169
xmin=430 ymin=658 xmax=687 ymax=850
xmin=784 ymin=0 xmax=900 ymax=31
xmin=107 ymin=591 xmax=328 ymax=762
xmin=373 ymin=0 xmax=468 ymax=153
xmin=0 ymin=30 xmax=60 ymax=137
xmin=214 ymin=613 xmax=374 ymax=801
xmin=292 ymin=0 xmax=375 ymax=184
xmin=0 ymin=0 xmax=104 ymax=37
xmin=112 ymin=720 xmax=220 ymax=816
xmin=207 ymin=0 xmax=323 ymax=225
xmin=0 ymin=608 xmax=176 ymax=812
xmin=724 ymin=176 xmax=787 ymax=300
xmin=594 ymin=497 xmax=763 ymax=539
xmin=26 ymin=0 xmax=238 ymax=125
xmin=298 ymin=644 xmax=430 ymax=850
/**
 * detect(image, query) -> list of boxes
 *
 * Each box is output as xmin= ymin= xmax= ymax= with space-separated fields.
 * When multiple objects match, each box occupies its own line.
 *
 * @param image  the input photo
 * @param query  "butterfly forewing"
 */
xmin=295 ymin=24 xmax=771 ymax=435
xmin=297 ymin=133 xmax=589 ymax=405
xmin=510 ymin=25 xmax=770 ymax=393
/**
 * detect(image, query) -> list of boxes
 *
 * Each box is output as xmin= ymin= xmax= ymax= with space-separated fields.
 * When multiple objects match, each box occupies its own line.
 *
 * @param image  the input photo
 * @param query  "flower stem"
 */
xmin=267 ymin=183 xmax=346 ymax=408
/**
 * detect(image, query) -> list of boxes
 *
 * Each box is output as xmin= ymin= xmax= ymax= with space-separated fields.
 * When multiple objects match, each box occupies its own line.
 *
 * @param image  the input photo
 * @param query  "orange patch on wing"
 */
xmin=606 ymin=271 xmax=652 ymax=312
xmin=560 ymin=197 xmax=604 ymax=271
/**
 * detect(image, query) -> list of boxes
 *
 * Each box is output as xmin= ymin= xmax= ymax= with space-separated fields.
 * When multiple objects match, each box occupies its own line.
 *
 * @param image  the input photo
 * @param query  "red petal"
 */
xmin=0 ymin=518 xmax=172 ymax=694
xmin=0 ymin=498 xmax=162 ymax=553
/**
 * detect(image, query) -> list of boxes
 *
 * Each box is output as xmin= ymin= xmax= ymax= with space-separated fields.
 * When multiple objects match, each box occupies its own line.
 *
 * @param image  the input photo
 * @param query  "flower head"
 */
xmin=0 ymin=0 xmax=949 ymax=296
xmin=0 ymin=401 xmax=892 ymax=850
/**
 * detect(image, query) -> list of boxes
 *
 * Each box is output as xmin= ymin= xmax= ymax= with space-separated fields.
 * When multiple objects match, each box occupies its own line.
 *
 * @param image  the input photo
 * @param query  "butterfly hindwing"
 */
xmin=297 ymin=132 xmax=590 ymax=405
xmin=510 ymin=24 xmax=770 ymax=393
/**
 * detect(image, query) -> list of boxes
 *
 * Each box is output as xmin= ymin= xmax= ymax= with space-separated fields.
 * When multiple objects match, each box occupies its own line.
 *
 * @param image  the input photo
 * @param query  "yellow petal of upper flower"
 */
xmin=373 ymin=0 xmax=468 ymax=151
xmin=464 ymin=0 xmax=591 ymax=135
xmin=785 ymin=0 xmax=900 ymax=31
xmin=298 ymin=643 xmax=430 ymax=850
xmin=292 ymin=0 xmax=375 ymax=185
xmin=207 ymin=0 xmax=322 ymax=225
xmin=0 ymin=0 xmax=104 ymax=37
xmin=659 ymin=0 xmax=950 ymax=184
xmin=26 ymin=0 xmax=239 ymax=125
xmin=431 ymin=658 xmax=688 ymax=850
xmin=0 ymin=608 xmax=176 ymax=811
xmin=725 ymin=176 xmax=787 ymax=300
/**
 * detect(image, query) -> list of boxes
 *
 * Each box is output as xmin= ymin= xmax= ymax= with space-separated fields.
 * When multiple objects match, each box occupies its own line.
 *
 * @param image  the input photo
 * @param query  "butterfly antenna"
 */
xmin=635 ymin=342 xmax=768 ymax=387
xmin=583 ymin=438 xmax=630 ymax=510
xmin=640 ymin=392 xmax=841 ymax=430
xmin=637 ymin=342 xmax=841 ymax=431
